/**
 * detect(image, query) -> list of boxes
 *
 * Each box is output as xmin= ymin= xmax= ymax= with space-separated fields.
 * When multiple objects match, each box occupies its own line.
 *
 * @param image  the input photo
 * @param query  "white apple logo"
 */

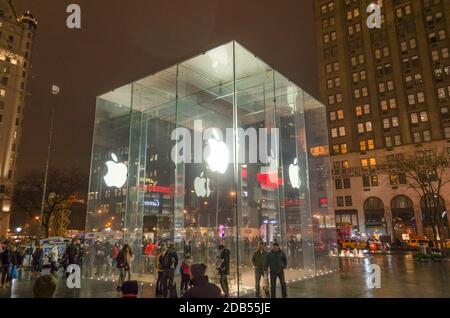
xmin=204 ymin=130 xmax=229 ymax=174
xmin=194 ymin=172 xmax=211 ymax=198
xmin=289 ymin=158 xmax=301 ymax=189
xmin=103 ymin=153 xmax=128 ymax=188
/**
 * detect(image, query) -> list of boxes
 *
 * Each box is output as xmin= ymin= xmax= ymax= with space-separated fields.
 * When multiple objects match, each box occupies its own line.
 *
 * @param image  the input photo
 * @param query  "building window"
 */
xmin=335 ymin=179 xmax=343 ymax=190
xmin=368 ymin=139 xmax=375 ymax=150
xmin=337 ymin=196 xmax=344 ymax=207
xmin=345 ymin=196 xmax=352 ymax=206
xmin=371 ymin=175 xmax=379 ymax=186
xmin=423 ymin=130 xmax=431 ymax=142
xmin=444 ymin=127 xmax=450 ymax=139
xmin=390 ymin=174 xmax=398 ymax=185
xmin=343 ymin=178 xmax=351 ymax=189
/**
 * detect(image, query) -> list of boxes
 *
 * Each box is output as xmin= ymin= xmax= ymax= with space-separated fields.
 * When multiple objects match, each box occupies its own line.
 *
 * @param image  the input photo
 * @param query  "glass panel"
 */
xmin=85 ymin=83 xmax=133 ymax=277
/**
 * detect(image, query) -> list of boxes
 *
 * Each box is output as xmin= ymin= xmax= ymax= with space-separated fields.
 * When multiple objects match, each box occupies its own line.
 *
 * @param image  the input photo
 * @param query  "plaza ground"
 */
xmin=0 ymin=253 xmax=449 ymax=298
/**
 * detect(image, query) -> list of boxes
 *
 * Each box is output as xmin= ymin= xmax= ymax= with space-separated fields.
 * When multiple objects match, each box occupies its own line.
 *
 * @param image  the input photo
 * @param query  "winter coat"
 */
xmin=251 ymin=250 xmax=268 ymax=270
xmin=266 ymin=250 xmax=287 ymax=274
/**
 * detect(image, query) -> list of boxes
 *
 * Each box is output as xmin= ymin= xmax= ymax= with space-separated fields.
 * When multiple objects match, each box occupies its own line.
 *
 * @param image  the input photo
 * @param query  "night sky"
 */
xmin=13 ymin=0 xmax=318 ymax=178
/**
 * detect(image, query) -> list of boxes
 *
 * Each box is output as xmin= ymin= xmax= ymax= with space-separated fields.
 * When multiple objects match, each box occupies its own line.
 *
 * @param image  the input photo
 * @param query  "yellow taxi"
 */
xmin=407 ymin=238 xmax=429 ymax=249
xmin=341 ymin=239 xmax=367 ymax=250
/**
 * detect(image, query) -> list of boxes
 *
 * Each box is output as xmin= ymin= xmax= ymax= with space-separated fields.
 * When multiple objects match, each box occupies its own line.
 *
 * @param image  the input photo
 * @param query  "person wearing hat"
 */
xmin=121 ymin=280 xmax=139 ymax=298
xmin=266 ymin=242 xmax=287 ymax=298
xmin=183 ymin=263 xmax=222 ymax=298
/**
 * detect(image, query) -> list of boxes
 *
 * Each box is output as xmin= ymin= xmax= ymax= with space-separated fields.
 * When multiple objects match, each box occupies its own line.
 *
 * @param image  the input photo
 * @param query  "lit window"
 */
xmin=392 ymin=117 xmax=399 ymax=127
xmin=423 ymin=130 xmax=431 ymax=142
xmin=368 ymin=139 xmax=375 ymax=150
xmin=411 ymin=113 xmax=419 ymax=124
xmin=420 ymin=111 xmax=428 ymax=122
xmin=337 ymin=109 xmax=344 ymax=120
xmin=366 ymin=121 xmax=373 ymax=132
xmin=383 ymin=118 xmax=390 ymax=129
xmin=358 ymin=123 xmax=364 ymax=133
xmin=0 ymin=89 xmax=5 ymax=97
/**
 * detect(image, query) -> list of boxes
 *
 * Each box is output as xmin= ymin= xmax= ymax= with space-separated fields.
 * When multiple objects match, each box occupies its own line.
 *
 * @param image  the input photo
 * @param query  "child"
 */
xmin=179 ymin=254 xmax=192 ymax=294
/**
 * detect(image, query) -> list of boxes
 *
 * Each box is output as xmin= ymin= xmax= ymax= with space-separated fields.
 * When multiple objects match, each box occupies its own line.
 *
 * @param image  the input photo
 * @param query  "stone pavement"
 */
xmin=0 ymin=253 xmax=448 ymax=298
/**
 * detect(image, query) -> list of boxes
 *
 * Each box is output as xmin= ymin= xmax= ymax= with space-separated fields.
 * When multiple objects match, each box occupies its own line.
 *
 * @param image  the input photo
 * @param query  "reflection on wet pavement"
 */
xmin=0 ymin=254 xmax=448 ymax=298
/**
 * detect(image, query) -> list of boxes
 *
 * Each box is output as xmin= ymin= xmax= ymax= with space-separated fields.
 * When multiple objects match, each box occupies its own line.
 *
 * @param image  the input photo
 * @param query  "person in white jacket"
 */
xmin=49 ymin=245 xmax=59 ymax=276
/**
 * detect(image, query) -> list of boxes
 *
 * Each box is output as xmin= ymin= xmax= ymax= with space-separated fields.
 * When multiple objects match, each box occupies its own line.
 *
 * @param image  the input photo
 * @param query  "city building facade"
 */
xmin=86 ymin=41 xmax=338 ymax=295
xmin=314 ymin=0 xmax=450 ymax=242
xmin=0 ymin=0 xmax=37 ymax=236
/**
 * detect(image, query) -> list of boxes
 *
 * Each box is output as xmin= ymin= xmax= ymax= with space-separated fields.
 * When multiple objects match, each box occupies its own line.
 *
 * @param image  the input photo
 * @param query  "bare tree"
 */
xmin=12 ymin=167 xmax=88 ymax=238
xmin=395 ymin=149 xmax=450 ymax=251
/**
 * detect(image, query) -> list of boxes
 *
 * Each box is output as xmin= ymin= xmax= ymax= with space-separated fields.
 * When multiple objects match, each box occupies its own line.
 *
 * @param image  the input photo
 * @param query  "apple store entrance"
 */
xmin=85 ymin=41 xmax=338 ymax=297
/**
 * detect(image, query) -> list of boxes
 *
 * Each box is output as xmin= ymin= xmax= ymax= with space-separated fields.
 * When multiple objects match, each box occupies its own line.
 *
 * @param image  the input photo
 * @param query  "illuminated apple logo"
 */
xmin=204 ymin=130 xmax=229 ymax=174
xmin=289 ymin=158 xmax=301 ymax=189
xmin=103 ymin=153 xmax=127 ymax=188
xmin=194 ymin=172 xmax=211 ymax=198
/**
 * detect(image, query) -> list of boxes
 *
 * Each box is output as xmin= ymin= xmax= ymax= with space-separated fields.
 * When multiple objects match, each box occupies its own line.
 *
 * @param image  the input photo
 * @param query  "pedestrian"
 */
xmin=49 ymin=244 xmax=59 ymax=276
xmin=160 ymin=242 xmax=178 ymax=298
xmin=95 ymin=241 xmax=105 ymax=276
xmin=154 ymin=246 xmax=165 ymax=295
xmin=104 ymin=240 xmax=112 ymax=274
xmin=111 ymin=243 xmax=119 ymax=274
xmin=183 ymin=263 xmax=222 ymax=298
xmin=266 ymin=242 xmax=287 ymax=298
xmin=120 ymin=280 xmax=139 ymax=298
xmin=66 ymin=239 xmax=79 ymax=267
xmin=33 ymin=274 xmax=57 ymax=298
xmin=116 ymin=244 xmax=133 ymax=291
xmin=252 ymin=241 xmax=269 ymax=298
xmin=12 ymin=245 xmax=24 ymax=279
xmin=0 ymin=244 xmax=11 ymax=288
xmin=31 ymin=244 xmax=44 ymax=279
xmin=86 ymin=241 xmax=96 ymax=277
xmin=180 ymin=254 xmax=192 ymax=295
xmin=184 ymin=240 xmax=192 ymax=256
xmin=217 ymin=245 xmax=230 ymax=298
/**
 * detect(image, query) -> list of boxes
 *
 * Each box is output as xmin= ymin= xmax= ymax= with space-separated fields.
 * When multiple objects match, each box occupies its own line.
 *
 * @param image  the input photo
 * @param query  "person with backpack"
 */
xmin=160 ymin=242 xmax=178 ymax=298
xmin=179 ymin=254 xmax=192 ymax=295
xmin=217 ymin=245 xmax=230 ymax=298
xmin=31 ymin=245 xmax=44 ymax=279
xmin=116 ymin=244 xmax=133 ymax=291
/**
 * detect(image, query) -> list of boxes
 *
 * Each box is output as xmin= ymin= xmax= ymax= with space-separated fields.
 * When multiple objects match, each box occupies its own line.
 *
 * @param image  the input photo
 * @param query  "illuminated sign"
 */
xmin=144 ymin=199 xmax=160 ymax=207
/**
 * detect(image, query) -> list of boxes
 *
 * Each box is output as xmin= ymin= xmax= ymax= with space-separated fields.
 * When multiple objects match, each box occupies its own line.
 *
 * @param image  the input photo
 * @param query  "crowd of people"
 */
xmin=0 ymin=236 xmax=291 ymax=298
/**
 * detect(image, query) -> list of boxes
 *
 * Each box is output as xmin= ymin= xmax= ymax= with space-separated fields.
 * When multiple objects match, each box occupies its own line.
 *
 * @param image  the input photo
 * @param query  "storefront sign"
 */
xmin=144 ymin=199 xmax=160 ymax=207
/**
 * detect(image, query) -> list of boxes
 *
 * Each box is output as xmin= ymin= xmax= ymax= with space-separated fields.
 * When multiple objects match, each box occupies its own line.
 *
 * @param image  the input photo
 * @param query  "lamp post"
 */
xmin=39 ymin=85 xmax=59 ymax=237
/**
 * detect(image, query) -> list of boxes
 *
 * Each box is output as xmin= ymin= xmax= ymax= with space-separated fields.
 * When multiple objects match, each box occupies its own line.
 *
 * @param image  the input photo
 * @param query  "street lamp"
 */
xmin=39 ymin=84 xmax=60 ymax=237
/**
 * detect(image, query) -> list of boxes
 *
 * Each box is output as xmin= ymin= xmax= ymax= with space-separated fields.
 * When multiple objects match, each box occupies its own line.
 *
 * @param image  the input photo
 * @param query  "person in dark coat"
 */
xmin=0 ymin=244 xmax=11 ymax=288
xmin=266 ymin=242 xmax=287 ymax=298
xmin=251 ymin=241 xmax=268 ymax=298
xmin=31 ymin=245 xmax=44 ymax=279
xmin=160 ymin=242 xmax=178 ymax=298
xmin=217 ymin=245 xmax=230 ymax=298
xmin=183 ymin=263 xmax=222 ymax=298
